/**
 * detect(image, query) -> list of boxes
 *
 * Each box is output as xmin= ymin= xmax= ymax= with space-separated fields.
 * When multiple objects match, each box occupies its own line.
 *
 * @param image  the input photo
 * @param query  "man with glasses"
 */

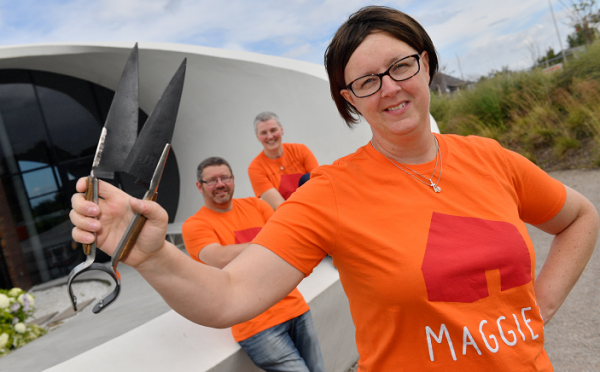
xmin=182 ymin=156 xmax=325 ymax=372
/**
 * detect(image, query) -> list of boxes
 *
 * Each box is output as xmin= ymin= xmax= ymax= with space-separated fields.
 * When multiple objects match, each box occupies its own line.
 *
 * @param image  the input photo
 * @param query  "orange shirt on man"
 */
xmin=248 ymin=143 xmax=318 ymax=200
xmin=182 ymin=197 xmax=309 ymax=342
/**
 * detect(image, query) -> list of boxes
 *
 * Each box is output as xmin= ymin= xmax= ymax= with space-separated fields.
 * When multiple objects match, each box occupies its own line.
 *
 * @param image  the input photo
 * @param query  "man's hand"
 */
xmin=70 ymin=177 xmax=169 ymax=268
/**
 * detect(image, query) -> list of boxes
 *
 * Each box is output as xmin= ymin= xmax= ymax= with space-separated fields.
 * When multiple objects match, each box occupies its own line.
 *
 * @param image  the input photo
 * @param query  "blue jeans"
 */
xmin=238 ymin=310 xmax=325 ymax=372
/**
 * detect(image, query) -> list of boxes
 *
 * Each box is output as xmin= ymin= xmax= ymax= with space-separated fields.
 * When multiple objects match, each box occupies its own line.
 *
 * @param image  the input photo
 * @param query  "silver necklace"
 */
xmin=271 ymin=159 xmax=284 ymax=170
xmin=265 ymin=152 xmax=284 ymax=170
xmin=371 ymin=136 xmax=443 ymax=193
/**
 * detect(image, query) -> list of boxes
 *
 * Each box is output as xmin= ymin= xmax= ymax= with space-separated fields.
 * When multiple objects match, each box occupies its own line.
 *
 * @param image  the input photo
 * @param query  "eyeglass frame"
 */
xmin=345 ymin=54 xmax=421 ymax=98
xmin=199 ymin=175 xmax=234 ymax=186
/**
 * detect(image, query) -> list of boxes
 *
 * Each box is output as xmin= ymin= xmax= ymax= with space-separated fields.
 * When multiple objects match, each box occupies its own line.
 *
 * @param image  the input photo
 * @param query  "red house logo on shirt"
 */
xmin=421 ymin=212 xmax=531 ymax=303
xmin=234 ymin=227 xmax=263 ymax=244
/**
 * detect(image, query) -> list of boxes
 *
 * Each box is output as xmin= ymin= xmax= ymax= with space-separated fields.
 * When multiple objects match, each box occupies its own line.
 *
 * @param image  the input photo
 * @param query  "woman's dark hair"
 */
xmin=325 ymin=6 xmax=439 ymax=127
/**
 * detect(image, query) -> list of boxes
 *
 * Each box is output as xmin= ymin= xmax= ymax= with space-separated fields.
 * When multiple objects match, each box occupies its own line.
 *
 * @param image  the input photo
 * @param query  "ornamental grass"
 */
xmin=431 ymin=40 xmax=600 ymax=169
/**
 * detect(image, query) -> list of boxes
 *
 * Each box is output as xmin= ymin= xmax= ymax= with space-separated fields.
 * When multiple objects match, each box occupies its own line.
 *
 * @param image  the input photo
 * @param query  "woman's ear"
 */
xmin=420 ymin=51 xmax=430 ymax=84
xmin=341 ymin=90 xmax=362 ymax=116
xmin=340 ymin=89 xmax=355 ymax=106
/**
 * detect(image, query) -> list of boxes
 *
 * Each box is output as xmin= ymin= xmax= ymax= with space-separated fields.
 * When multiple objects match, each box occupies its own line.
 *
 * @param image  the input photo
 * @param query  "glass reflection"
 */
xmin=21 ymin=166 xmax=58 ymax=199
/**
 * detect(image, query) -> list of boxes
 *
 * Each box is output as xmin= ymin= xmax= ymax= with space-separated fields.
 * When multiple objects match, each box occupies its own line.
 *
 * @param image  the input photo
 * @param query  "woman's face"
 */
xmin=340 ymin=32 xmax=431 ymax=143
xmin=256 ymin=118 xmax=284 ymax=152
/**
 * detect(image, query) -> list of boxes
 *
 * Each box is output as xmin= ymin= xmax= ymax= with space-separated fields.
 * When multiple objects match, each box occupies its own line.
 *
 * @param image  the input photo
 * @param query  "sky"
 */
xmin=0 ymin=0 xmax=577 ymax=80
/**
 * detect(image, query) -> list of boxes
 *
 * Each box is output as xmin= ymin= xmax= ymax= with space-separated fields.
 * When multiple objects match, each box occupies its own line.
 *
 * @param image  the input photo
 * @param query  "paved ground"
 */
xmin=0 ymin=169 xmax=598 ymax=372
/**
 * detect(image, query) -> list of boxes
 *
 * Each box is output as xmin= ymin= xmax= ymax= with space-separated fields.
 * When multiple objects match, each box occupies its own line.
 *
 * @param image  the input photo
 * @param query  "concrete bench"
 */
xmin=45 ymin=256 xmax=359 ymax=372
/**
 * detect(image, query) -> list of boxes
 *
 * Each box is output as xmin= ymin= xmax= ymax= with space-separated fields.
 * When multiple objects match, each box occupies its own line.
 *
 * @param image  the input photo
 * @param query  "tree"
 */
xmin=564 ymin=0 xmax=600 ymax=46
xmin=537 ymin=47 xmax=559 ymax=65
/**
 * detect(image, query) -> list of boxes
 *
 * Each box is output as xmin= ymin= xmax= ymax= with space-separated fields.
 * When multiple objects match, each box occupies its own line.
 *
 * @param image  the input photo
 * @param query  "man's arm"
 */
xmin=260 ymin=188 xmax=286 ymax=210
xmin=199 ymin=243 xmax=250 ymax=269
xmin=70 ymin=178 xmax=304 ymax=328
xmin=534 ymin=186 xmax=599 ymax=324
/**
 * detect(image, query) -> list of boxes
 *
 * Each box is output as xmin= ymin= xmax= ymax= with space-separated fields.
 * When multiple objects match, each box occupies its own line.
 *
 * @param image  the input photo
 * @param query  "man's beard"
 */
xmin=212 ymin=186 xmax=232 ymax=202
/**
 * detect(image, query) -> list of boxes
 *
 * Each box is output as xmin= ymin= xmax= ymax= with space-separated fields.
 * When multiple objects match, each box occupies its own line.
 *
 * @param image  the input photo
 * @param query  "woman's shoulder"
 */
xmin=441 ymin=134 xmax=506 ymax=157
xmin=441 ymin=133 xmax=502 ymax=147
xmin=313 ymin=144 xmax=371 ymax=176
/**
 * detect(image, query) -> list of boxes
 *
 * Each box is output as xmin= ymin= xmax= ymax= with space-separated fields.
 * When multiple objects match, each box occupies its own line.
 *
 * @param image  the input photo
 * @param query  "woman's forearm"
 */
xmin=534 ymin=189 xmax=599 ymax=324
xmin=134 ymin=242 xmax=304 ymax=328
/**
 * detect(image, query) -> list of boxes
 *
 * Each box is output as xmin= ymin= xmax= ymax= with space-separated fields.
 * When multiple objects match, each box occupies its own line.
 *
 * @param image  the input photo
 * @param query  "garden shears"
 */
xmin=66 ymin=43 xmax=187 ymax=314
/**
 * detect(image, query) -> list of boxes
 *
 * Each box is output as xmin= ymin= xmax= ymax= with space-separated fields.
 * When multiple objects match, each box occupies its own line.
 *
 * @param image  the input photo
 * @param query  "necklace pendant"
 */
xmin=429 ymin=181 xmax=441 ymax=193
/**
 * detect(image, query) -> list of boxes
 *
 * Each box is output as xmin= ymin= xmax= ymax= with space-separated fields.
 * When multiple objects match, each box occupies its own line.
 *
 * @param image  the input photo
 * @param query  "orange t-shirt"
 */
xmin=248 ymin=143 xmax=319 ymax=199
xmin=182 ymin=197 xmax=309 ymax=342
xmin=254 ymin=134 xmax=566 ymax=371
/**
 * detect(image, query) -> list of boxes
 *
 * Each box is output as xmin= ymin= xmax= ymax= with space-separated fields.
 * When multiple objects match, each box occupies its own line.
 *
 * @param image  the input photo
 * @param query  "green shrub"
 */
xmin=430 ymin=41 xmax=600 ymax=169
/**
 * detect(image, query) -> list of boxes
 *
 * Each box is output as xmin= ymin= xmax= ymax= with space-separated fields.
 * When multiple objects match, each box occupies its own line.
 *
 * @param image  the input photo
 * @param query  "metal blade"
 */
xmin=93 ymin=43 xmax=139 ymax=179
xmin=122 ymin=58 xmax=186 ymax=189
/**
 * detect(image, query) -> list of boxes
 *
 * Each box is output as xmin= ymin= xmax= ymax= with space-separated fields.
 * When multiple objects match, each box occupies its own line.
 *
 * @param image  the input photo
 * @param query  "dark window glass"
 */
xmin=34 ymin=84 xmax=102 ymax=161
xmin=0 ymin=68 xmax=179 ymax=287
xmin=0 ymin=71 xmax=51 ymax=169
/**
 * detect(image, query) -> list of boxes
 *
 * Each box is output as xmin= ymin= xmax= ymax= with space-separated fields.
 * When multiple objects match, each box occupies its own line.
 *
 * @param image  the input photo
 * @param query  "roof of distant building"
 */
xmin=430 ymin=72 xmax=470 ymax=93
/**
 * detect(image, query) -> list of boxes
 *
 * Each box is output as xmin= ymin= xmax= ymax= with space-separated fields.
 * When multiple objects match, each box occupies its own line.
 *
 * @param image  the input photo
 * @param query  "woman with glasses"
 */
xmin=248 ymin=111 xmax=319 ymax=210
xmin=70 ymin=6 xmax=598 ymax=371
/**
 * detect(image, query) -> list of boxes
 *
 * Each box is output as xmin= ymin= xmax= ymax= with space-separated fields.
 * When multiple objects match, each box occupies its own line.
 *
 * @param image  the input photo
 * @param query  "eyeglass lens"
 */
xmin=204 ymin=176 xmax=232 ymax=186
xmin=350 ymin=56 xmax=419 ymax=98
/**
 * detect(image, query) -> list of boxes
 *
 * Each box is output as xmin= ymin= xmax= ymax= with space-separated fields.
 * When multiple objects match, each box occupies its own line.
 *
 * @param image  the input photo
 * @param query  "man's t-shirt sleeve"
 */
xmin=255 ymin=198 xmax=275 ymax=220
xmin=182 ymin=219 xmax=219 ymax=263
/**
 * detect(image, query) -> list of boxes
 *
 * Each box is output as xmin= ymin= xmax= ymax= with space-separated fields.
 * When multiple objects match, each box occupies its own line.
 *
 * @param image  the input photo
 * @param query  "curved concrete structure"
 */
xmin=0 ymin=41 xmax=373 ymax=222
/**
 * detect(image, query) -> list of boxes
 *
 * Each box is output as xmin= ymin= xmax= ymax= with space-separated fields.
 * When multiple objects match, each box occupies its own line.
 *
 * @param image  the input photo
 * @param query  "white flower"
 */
xmin=17 ymin=293 xmax=34 ymax=307
xmin=14 ymin=323 xmax=26 ymax=333
xmin=0 ymin=294 xmax=9 ymax=309
xmin=8 ymin=288 xmax=22 ymax=297
xmin=0 ymin=333 xmax=8 ymax=346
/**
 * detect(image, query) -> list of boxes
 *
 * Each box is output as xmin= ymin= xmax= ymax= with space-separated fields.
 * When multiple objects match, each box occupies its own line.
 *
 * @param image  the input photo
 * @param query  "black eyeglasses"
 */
xmin=346 ymin=54 xmax=421 ymax=98
xmin=200 ymin=176 xmax=233 ymax=186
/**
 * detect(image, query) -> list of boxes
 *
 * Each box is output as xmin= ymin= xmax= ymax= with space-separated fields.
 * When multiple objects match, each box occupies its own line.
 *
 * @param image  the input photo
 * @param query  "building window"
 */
xmin=0 ymin=69 xmax=179 ymax=289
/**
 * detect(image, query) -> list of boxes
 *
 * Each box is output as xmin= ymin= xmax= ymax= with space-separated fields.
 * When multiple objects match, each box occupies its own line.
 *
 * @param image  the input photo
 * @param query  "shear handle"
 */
xmin=67 ymin=176 xmax=99 ymax=311
xmin=93 ymin=144 xmax=170 ymax=313
xmin=110 ymin=143 xmax=170 ymax=267
xmin=82 ymin=176 xmax=98 ymax=255
xmin=89 ymin=263 xmax=121 ymax=314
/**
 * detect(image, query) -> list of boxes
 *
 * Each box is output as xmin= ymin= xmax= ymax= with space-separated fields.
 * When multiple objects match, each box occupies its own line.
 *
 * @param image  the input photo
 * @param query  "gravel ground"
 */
xmin=30 ymin=281 xmax=111 ymax=324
